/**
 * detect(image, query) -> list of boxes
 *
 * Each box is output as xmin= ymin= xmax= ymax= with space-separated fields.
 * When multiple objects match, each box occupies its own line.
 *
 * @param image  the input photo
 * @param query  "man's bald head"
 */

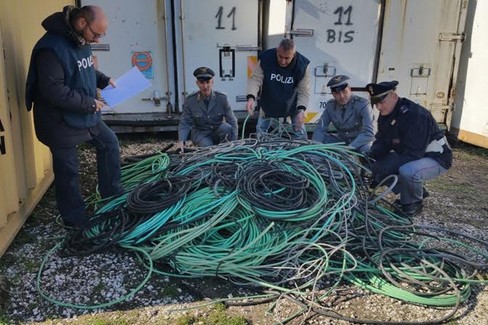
xmin=71 ymin=5 xmax=108 ymax=43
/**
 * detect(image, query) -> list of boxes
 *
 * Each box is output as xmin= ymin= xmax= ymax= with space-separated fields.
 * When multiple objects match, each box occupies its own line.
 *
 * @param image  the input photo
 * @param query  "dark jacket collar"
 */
xmin=41 ymin=6 xmax=86 ymax=47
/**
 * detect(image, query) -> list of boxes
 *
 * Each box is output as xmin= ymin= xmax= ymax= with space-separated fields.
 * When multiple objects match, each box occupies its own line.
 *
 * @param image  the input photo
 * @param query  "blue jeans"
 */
xmin=397 ymin=157 xmax=447 ymax=204
xmin=372 ymin=152 xmax=447 ymax=205
xmin=50 ymin=121 xmax=122 ymax=226
xmin=256 ymin=113 xmax=307 ymax=139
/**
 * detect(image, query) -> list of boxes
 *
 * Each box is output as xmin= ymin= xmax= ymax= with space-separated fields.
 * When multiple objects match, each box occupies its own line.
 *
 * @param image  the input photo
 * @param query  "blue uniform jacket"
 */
xmin=370 ymin=97 xmax=452 ymax=170
xmin=25 ymin=8 xmax=111 ymax=148
xmin=258 ymin=49 xmax=310 ymax=118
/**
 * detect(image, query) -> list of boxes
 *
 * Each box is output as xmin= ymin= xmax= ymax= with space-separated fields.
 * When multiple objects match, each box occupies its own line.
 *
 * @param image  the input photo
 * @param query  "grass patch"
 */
xmin=429 ymin=178 xmax=474 ymax=194
xmin=85 ymin=317 xmax=130 ymax=325
xmin=175 ymin=303 xmax=248 ymax=325
xmin=455 ymin=141 xmax=488 ymax=158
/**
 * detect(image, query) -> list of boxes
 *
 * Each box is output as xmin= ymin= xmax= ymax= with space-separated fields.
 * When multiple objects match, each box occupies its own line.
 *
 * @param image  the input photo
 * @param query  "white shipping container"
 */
xmin=279 ymin=0 xmax=382 ymax=122
xmin=82 ymin=0 xmax=260 ymax=129
xmin=452 ymin=0 xmax=488 ymax=149
xmin=81 ymin=0 xmax=479 ymax=143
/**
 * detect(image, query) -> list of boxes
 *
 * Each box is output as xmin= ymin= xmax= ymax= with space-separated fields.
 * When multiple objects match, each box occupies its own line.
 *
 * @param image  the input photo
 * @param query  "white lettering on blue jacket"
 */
xmin=77 ymin=55 xmax=94 ymax=71
xmin=270 ymin=73 xmax=294 ymax=84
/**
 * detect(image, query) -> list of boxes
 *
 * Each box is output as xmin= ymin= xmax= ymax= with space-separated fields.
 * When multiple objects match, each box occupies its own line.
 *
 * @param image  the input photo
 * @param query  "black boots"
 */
xmin=394 ymin=186 xmax=430 ymax=207
xmin=399 ymin=201 xmax=424 ymax=216
xmin=393 ymin=186 xmax=429 ymax=216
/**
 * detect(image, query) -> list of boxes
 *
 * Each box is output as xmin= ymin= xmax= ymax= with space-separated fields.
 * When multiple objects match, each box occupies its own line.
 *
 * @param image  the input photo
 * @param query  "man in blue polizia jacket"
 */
xmin=246 ymin=38 xmax=310 ymax=139
xmin=25 ymin=5 xmax=123 ymax=227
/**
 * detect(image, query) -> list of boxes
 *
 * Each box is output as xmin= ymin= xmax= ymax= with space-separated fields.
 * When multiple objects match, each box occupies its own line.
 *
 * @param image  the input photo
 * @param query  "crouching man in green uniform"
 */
xmin=178 ymin=67 xmax=238 ymax=150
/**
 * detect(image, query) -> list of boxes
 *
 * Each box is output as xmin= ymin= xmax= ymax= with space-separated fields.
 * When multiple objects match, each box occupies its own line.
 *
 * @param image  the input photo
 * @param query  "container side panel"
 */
xmin=0 ymin=32 xmax=18 ymax=226
xmin=378 ymin=0 xmax=464 ymax=124
xmin=452 ymin=0 xmax=488 ymax=148
xmin=178 ymin=0 xmax=260 ymax=111
xmin=284 ymin=0 xmax=381 ymax=122
xmin=0 ymin=0 xmax=64 ymax=255
xmin=82 ymin=0 xmax=172 ymax=115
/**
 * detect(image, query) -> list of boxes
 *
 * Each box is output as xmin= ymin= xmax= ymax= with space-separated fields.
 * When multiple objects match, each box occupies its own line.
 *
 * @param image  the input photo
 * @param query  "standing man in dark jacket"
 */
xmin=25 ymin=5 xmax=123 ymax=227
xmin=246 ymin=38 xmax=310 ymax=139
xmin=366 ymin=81 xmax=452 ymax=216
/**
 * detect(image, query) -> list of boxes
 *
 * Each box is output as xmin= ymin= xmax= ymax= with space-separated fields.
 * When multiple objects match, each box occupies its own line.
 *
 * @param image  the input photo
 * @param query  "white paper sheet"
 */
xmin=100 ymin=66 xmax=152 ymax=108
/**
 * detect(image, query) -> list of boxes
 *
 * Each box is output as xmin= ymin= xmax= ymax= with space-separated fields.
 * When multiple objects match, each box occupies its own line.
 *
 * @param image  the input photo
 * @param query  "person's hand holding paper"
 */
xmin=100 ymin=66 xmax=152 ymax=108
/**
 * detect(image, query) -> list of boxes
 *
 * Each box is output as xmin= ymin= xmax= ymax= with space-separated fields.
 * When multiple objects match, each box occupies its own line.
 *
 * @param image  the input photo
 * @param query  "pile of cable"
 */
xmin=38 ymin=136 xmax=488 ymax=323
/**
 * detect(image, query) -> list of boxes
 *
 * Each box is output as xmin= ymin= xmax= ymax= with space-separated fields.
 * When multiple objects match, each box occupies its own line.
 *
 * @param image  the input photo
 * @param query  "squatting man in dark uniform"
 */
xmin=312 ymin=75 xmax=375 ymax=154
xmin=246 ymin=38 xmax=310 ymax=138
xmin=366 ymin=81 xmax=453 ymax=216
xmin=25 ymin=5 xmax=123 ymax=228
xmin=178 ymin=67 xmax=238 ymax=151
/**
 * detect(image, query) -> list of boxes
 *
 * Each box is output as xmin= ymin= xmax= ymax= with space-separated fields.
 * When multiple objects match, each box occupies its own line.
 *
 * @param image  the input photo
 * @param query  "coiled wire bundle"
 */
xmin=39 ymin=136 xmax=488 ymax=323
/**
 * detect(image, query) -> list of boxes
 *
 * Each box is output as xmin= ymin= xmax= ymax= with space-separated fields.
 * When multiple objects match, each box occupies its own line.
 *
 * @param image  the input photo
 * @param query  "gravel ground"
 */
xmin=0 ymin=133 xmax=487 ymax=325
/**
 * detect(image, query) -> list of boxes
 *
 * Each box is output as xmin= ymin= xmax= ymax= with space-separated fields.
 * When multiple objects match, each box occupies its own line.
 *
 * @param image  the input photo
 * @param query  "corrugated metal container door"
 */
xmin=377 ymin=0 xmax=467 ymax=125
xmin=284 ymin=0 xmax=382 ymax=123
xmin=176 ymin=0 xmax=260 ymax=111
xmin=452 ymin=0 xmax=488 ymax=149
xmin=82 ymin=0 xmax=173 ymax=115
xmin=0 ymin=29 xmax=19 ymax=227
xmin=81 ymin=0 xmax=260 ymax=115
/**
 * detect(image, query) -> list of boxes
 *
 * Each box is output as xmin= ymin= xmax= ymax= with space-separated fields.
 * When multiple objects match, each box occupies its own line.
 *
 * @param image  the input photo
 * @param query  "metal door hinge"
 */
xmin=235 ymin=45 xmax=261 ymax=51
xmin=142 ymin=91 xmax=167 ymax=106
xmin=91 ymin=44 xmax=110 ymax=51
xmin=438 ymin=32 xmax=465 ymax=42
xmin=287 ymin=29 xmax=314 ymax=37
